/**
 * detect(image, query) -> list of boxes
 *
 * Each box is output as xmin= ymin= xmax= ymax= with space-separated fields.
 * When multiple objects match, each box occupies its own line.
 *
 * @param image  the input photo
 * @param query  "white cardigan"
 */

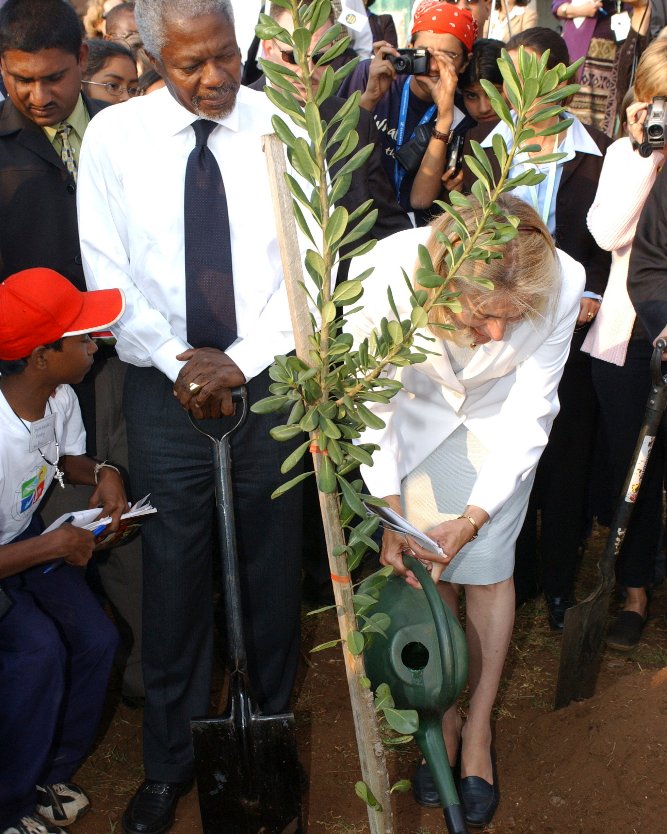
xmin=347 ymin=226 xmax=585 ymax=518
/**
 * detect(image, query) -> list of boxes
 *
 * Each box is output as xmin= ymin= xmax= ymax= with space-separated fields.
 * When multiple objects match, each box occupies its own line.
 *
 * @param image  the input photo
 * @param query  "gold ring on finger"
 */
xmin=189 ymin=382 xmax=203 ymax=394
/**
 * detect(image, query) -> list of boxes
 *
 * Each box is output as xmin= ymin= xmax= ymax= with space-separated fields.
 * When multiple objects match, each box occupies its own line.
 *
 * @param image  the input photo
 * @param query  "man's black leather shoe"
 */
xmin=460 ymin=753 xmax=499 ymax=828
xmin=545 ymin=595 xmax=575 ymax=631
xmin=122 ymin=780 xmax=192 ymax=834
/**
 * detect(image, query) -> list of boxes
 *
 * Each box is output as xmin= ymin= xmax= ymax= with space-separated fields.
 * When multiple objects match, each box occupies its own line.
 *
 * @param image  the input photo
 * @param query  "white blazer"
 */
xmin=347 ymin=226 xmax=586 ymax=518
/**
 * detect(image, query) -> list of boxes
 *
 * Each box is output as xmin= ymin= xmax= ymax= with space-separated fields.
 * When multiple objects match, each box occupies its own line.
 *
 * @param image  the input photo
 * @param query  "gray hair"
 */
xmin=135 ymin=0 xmax=235 ymax=57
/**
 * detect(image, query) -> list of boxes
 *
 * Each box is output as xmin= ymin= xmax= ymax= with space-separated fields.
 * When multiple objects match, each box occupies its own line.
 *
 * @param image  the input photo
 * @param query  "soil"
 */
xmin=74 ymin=522 xmax=667 ymax=834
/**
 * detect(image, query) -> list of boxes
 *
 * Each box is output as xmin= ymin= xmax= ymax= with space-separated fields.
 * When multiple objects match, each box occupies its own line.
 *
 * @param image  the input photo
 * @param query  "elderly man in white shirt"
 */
xmin=77 ymin=2 xmax=304 ymax=833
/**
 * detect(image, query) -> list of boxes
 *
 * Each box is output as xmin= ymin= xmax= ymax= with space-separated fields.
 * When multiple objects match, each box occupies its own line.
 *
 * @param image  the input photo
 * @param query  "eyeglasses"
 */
xmin=277 ymin=46 xmax=328 ymax=66
xmin=82 ymin=79 xmax=139 ymax=97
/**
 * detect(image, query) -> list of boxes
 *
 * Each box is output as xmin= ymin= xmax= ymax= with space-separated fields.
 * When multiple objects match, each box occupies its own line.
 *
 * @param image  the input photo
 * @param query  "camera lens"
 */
xmin=647 ymin=124 xmax=665 ymax=140
xmin=393 ymin=57 xmax=408 ymax=72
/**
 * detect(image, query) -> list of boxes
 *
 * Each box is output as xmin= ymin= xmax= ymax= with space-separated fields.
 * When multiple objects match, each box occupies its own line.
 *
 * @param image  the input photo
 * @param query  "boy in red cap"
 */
xmin=338 ymin=1 xmax=478 ymax=225
xmin=0 ymin=268 xmax=128 ymax=834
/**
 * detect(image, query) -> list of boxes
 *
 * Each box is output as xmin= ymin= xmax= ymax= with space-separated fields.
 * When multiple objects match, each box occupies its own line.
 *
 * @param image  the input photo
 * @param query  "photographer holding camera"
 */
xmin=338 ymin=1 xmax=477 ymax=226
xmin=583 ymin=37 xmax=667 ymax=650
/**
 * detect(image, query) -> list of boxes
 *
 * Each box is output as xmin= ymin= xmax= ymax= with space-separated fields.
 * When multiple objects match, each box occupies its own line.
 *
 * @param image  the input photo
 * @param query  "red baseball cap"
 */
xmin=0 ymin=267 xmax=125 ymax=360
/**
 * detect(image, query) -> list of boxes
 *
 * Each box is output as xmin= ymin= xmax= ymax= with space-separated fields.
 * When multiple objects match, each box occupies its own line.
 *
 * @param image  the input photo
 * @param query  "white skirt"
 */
xmin=401 ymin=424 xmax=535 ymax=585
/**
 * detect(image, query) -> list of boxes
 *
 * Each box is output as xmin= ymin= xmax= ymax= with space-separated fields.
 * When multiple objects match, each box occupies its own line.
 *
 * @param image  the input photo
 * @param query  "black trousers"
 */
xmin=124 ymin=366 xmax=303 ymax=783
xmin=514 ymin=331 xmax=598 ymax=599
xmin=592 ymin=340 xmax=665 ymax=589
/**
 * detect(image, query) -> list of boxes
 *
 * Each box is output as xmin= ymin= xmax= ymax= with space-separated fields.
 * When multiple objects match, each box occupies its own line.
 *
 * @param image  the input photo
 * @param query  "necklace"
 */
xmin=10 ymin=401 xmax=65 ymax=489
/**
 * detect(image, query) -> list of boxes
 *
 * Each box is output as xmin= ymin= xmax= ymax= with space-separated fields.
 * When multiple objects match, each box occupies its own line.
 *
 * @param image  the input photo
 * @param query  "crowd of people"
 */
xmin=1 ymin=0 xmax=666 ymax=832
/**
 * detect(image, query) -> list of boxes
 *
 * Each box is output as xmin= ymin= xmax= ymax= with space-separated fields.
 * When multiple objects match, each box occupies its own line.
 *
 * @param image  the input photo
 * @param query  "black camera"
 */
xmin=388 ymin=48 xmax=430 ymax=76
xmin=640 ymin=96 xmax=667 ymax=157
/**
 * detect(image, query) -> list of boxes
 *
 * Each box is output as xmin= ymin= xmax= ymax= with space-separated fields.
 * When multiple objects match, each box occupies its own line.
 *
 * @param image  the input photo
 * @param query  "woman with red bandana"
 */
xmin=338 ymin=1 xmax=477 ymax=226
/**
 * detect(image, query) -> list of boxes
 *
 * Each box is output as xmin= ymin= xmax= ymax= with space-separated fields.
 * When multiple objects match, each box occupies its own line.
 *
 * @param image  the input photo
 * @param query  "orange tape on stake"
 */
xmin=330 ymin=572 xmax=351 ymax=584
xmin=309 ymin=444 xmax=329 ymax=455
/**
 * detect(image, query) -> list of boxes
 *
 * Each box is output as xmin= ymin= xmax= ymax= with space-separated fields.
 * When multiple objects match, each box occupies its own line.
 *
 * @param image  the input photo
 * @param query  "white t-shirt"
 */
xmin=0 ymin=385 xmax=86 ymax=545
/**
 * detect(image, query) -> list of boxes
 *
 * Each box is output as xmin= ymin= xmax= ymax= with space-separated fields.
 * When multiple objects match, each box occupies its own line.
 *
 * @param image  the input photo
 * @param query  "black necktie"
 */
xmin=184 ymin=119 xmax=237 ymax=351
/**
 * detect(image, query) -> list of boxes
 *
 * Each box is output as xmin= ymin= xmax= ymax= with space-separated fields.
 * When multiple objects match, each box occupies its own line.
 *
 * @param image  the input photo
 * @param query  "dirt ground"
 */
xmin=73 ymin=522 xmax=667 ymax=834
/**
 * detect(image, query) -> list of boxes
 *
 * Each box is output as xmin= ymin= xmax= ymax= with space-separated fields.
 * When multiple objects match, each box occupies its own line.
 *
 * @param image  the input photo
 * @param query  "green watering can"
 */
xmin=359 ymin=555 xmax=469 ymax=834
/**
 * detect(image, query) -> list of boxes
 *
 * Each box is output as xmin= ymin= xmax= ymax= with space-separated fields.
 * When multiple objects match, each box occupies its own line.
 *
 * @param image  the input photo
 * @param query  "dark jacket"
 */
xmin=627 ymin=162 xmax=667 ymax=342
xmin=0 ymin=94 xmax=106 ymax=289
xmin=0 ymin=95 xmax=107 ymax=452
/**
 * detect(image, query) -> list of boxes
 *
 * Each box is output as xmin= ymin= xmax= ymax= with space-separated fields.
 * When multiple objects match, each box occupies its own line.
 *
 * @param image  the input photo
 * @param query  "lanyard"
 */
xmin=393 ymin=77 xmax=437 ymax=198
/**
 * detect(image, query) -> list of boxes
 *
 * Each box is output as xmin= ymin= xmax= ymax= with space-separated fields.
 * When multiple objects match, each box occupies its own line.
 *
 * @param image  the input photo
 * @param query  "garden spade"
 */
xmin=555 ymin=339 xmax=667 ymax=709
xmin=190 ymin=387 xmax=301 ymax=834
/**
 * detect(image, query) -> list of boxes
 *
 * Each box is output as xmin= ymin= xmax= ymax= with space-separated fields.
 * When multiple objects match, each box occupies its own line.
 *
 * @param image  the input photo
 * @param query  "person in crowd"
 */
xmin=0 ymin=267 xmax=126 ymax=834
xmin=363 ymin=0 xmax=398 ymax=47
xmin=486 ymin=0 xmax=537 ymax=42
xmin=436 ymin=37 xmax=504 ymax=195
xmin=471 ymin=27 xmax=610 ymax=628
xmin=82 ymin=39 xmax=139 ymax=104
xmin=83 ymin=0 xmax=108 ymax=38
xmin=347 ymin=195 xmax=585 ymax=827
xmin=0 ymin=0 xmax=144 ymax=705
xmin=592 ymin=39 xmax=667 ymax=649
xmin=552 ymin=0 xmax=651 ymax=135
xmin=136 ymin=66 xmax=164 ymax=95
xmin=77 ymin=1 xmax=308 ymax=831
xmin=339 ymin=1 xmax=477 ymax=226
xmin=104 ymin=2 xmax=150 ymax=73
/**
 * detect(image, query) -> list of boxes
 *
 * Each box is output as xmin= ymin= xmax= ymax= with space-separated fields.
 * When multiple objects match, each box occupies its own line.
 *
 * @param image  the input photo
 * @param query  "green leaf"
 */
xmin=360 ymin=611 xmax=391 ymax=635
xmin=310 ymin=639 xmax=343 ymax=653
xmin=280 ymin=438 xmax=310 ymax=474
xmin=319 ymin=414 xmax=341 ymax=439
xmin=332 ymin=142 xmax=374 ymax=180
xmin=250 ymin=394 xmax=289 ymax=414
xmin=347 ymin=629 xmax=365 ymax=655
xmin=300 ymin=406 xmax=319 ymax=432
xmin=355 ymin=403 xmax=386 ymax=430
xmin=354 ymin=781 xmax=381 ymax=810
xmin=339 ymin=209 xmax=378 ymax=249
xmin=332 ymin=279 xmax=363 ymax=305
xmin=304 ymin=100 xmax=324 ymax=147
xmin=269 ymin=424 xmax=304 ymax=441
xmin=328 ymin=128 xmax=359 ymax=166
xmin=381 ymin=707 xmax=419 ymax=735
xmin=374 ymin=682 xmax=394 ymax=710
xmin=390 ymin=779 xmax=413 ymax=793
xmin=330 ymin=172 xmax=352 ymax=204
xmin=317 ymin=453 xmax=336 ymax=493
xmin=469 ymin=140 xmax=494 ymax=178
xmin=325 ymin=205 xmax=348 ymax=247
xmin=359 ymin=675 xmax=372 ymax=689
xmin=305 ymin=603 xmax=336 ymax=617
xmin=292 ymin=26 xmax=312 ymax=58
xmin=314 ymin=34 xmax=353 ymax=68
xmin=314 ymin=65 xmax=336 ymax=105
xmin=384 ymin=735 xmax=414 ymax=746
xmin=337 ymin=474 xmax=366 ymax=517
xmin=270 ymin=469 xmax=312 ymax=500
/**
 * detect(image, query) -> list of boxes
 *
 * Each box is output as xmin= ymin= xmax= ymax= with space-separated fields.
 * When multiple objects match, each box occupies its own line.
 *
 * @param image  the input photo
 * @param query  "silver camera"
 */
xmin=640 ymin=96 xmax=667 ymax=156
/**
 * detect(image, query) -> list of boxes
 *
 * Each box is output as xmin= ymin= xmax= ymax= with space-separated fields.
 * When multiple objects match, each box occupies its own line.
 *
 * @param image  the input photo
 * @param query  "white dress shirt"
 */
xmin=346 ymin=226 xmax=585 ymax=517
xmin=77 ymin=85 xmax=296 ymax=384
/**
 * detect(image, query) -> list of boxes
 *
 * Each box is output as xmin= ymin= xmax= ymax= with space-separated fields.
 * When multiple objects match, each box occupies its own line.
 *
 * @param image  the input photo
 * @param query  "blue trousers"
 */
xmin=0 ymin=549 xmax=118 ymax=828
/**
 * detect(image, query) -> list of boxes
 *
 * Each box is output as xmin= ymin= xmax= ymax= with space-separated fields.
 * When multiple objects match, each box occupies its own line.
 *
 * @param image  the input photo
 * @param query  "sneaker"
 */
xmin=2 ymin=815 xmax=65 ymax=834
xmin=35 ymin=784 xmax=90 ymax=827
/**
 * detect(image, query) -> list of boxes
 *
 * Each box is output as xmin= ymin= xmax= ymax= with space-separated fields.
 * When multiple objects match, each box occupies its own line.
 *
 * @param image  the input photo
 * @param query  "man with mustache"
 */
xmin=77 ymin=2 xmax=305 ymax=833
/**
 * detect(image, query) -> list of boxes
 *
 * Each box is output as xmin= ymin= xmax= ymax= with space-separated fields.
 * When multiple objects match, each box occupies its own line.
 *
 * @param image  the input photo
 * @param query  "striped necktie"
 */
xmin=56 ymin=122 xmax=77 ymax=182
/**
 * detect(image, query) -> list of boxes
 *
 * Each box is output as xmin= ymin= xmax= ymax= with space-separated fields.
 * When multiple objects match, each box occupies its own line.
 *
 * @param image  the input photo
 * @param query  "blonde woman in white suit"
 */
xmin=347 ymin=195 xmax=584 ymax=828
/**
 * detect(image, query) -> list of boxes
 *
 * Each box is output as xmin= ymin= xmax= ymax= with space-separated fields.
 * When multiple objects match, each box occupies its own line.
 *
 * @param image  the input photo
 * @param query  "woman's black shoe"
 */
xmin=411 ymin=747 xmax=462 ymax=808
xmin=460 ymin=751 xmax=499 ymax=828
xmin=606 ymin=609 xmax=647 ymax=651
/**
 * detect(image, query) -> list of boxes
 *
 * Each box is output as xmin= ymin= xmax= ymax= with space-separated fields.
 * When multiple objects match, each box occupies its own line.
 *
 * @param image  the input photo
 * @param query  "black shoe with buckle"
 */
xmin=545 ymin=595 xmax=575 ymax=631
xmin=122 ymin=780 xmax=192 ymax=834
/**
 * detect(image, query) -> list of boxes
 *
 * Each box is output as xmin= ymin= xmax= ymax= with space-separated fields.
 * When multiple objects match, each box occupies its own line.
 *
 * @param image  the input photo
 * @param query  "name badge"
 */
xmin=611 ymin=11 xmax=631 ymax=41
xmin=338 ymin=4 xmax=367 ymax=32
xmin=29 ymin=413 xmax=57 ymax=452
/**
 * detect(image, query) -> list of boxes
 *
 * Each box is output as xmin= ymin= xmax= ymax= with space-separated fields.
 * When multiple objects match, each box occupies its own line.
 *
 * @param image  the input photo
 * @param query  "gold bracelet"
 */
xmin=458 ymin=514 xmax=479 ymax=539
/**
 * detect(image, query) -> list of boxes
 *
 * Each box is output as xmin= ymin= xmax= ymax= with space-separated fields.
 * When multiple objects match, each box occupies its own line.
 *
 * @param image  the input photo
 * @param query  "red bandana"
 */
xmin=411 ymin=1 xmax=478 ymax=52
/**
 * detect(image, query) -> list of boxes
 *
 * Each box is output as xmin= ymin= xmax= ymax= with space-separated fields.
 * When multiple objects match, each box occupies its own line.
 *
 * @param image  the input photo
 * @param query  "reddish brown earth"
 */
xmin=74 ymin=524 xmax=667 ymax=834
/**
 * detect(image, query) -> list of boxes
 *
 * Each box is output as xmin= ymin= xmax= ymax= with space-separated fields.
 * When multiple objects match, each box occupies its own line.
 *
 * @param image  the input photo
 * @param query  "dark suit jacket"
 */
xmin=0 ymin=95 xmax=105 ymax=290
xmin=462 ymin=120 xmax=612 ymax=297
xmin=627 ymin=162 xmax=667 ymax=342
xmin=251 ymin=78 xmax=411 ymax=280
xmin=0 ymin=95 xmax=107 ymax=452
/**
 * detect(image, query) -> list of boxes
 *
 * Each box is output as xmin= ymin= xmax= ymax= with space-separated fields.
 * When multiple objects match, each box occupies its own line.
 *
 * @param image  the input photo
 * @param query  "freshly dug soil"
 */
xmin=74 ymin=527 xmax=667 ymax=834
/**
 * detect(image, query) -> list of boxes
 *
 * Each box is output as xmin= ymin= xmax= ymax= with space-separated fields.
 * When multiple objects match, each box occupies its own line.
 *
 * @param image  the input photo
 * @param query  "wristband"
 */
xmin=432 ymin=126 xmax=454 ymax=143
xmin=94 ymin=460 xmax=121 ymax=484
xmin=458 ymin=514 xmax=479 ymax=539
